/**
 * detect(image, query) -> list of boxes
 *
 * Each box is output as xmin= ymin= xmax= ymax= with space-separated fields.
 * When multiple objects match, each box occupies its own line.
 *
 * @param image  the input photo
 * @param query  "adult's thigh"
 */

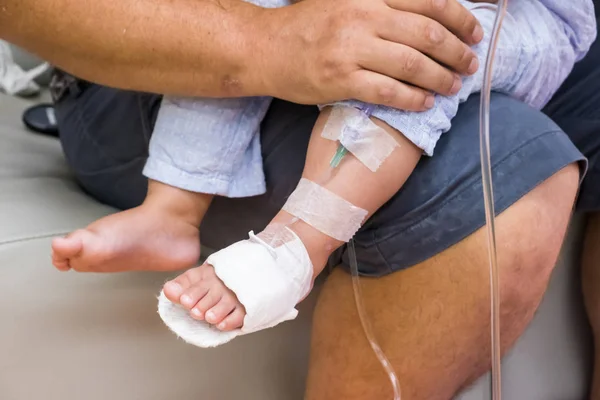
xmin=305 ymin=165 xmax=579 ymax=400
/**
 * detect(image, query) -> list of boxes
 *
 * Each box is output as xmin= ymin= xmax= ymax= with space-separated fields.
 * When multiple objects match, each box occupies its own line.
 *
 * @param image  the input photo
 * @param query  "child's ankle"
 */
xmin=265 ymin=215 xmax=342 ymax=271
xmin=144 ymin=180 xmax=212 ymax=226
xmin=293 ymin=223 xmax=340 ymax=268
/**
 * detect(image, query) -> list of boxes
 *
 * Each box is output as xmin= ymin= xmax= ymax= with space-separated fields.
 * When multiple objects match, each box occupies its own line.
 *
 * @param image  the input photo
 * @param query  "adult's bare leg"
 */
xmin=547 ymin=5 xmax=600 ymax=396
xmin=305 ymin=164 xmax=579 ymax=400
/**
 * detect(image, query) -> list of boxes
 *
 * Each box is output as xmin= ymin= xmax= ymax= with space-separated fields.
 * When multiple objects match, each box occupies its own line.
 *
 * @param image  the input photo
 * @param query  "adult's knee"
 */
xmin=498 ymin=164 xmax=579 ymax=318
xmin=55 ymin=85 xmax=157 ymax=209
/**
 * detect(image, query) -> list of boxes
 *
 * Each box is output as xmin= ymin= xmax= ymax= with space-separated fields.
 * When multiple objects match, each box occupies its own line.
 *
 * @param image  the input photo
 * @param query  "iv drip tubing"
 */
xmin=345 ymin=104 xmax=401 ymax=399
xmin=479 ymin=0 xmax=508 ymax=399
xmin=349 ymin=239 xmax=402 ymax=400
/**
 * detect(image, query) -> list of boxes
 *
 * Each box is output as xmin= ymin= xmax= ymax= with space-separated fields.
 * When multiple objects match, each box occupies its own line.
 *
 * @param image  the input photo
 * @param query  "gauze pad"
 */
xmin=158 ymin=228 xmax=313 ymax=348
xmin=282 ymin=178 xmax=368 ymax=242
xmin=322 ymin=106 xmax=399 ymax=172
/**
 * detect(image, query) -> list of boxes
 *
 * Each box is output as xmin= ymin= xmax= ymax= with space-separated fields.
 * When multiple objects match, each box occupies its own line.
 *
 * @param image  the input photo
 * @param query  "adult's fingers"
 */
xmin=379 ymin=10 xmax=479 ymax=76
xmin=348 ymin=70 xmax=435 ymax=112
xmin=360 ymin=41 xmax=462 ymax=96
xmin=386 ymin=0 xmax=483 ymax=45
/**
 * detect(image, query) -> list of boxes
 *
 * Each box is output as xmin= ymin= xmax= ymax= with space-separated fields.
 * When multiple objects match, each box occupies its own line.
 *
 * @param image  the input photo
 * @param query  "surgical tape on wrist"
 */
xmin=322 ymin=105 xmax=399 ymax=172
xmin=158 ymin=228 xmax=313 ymax=348
xmin=282 ymin=178 xmax=368 ymax=242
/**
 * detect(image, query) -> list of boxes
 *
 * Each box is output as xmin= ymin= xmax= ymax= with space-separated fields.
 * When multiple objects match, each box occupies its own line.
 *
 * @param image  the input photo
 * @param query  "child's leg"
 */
xmin=51 ymin=96 xmax=272 ymax=273
xmin=50 ymin=0 xmax=292 ymax=273
xmin=162 ymin=106 xmax=421 ymax=332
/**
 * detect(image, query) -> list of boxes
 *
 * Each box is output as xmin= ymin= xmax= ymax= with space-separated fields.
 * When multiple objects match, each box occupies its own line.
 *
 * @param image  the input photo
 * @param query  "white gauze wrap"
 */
xmin=282 ymin=178 xmax=368 ymax=242
xmin=322 ymin=106 xmax=399 ymax=172
xmin=158 ymin=228 xmax=313 ymax=348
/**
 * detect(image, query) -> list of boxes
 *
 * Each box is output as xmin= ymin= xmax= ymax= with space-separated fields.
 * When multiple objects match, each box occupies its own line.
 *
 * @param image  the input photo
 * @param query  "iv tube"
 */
xmin=344 ymin=2 xmax=510 ymax=398
xmin=348 ymin=239 xmax=402 ymax=400
xmin=339 ymin=104 xmax=402 ymax=400
xmin=479 ymin=0 xmax=508 ymax=399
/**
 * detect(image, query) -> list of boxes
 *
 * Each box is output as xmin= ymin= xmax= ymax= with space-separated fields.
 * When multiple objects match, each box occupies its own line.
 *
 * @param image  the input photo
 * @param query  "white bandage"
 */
xmin=322 ymin=106 xmax=399 ymax=172
xmin=282 ymin=178 xmax=368 ymax=242
xmin=158 ymin=228 xmax=313 ymax=348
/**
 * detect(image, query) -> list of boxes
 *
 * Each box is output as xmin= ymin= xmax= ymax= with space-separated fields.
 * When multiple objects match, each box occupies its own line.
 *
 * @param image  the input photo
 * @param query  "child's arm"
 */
xmin=330 ymin=0 xmax=597 ymax=156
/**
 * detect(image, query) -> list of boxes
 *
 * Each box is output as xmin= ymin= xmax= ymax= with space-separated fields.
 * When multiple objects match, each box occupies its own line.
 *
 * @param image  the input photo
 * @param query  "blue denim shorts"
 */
xmin=55 ymin=85 xmax=593 ymax=277
xmin=200 ymin=95 xmax=585 ymax=276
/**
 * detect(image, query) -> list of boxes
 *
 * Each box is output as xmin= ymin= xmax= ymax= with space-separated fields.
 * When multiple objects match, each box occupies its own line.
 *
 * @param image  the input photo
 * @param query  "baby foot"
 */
xmin=51 ymin=181 xmax=211 ymax=273
xmin=51 ymin=204 xmax=202 ymax=273
xmin=163 ymin=264 xmax=246 ymax=331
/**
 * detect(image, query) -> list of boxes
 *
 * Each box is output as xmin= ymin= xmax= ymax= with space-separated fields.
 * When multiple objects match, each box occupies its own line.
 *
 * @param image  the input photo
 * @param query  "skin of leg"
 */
xmin=271 ymin=106 xmax=422 ymax=269
xmin=163 ymin=107 xmax=422 ymax=330
xmin=581 ymin=212 xmax=600 ymax=400
xmin=305 ymin=163 xmax=579 ymax=400
xmin=51 ymin=180 xmax=210 ymax=273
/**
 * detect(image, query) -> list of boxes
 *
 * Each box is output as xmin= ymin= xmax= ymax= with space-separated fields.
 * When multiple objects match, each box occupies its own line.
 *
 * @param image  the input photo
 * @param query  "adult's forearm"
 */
xmin=0 ymin=0 xmax=262 ymax=97
xmin=0 ymin=0 xmax=486 ymax=108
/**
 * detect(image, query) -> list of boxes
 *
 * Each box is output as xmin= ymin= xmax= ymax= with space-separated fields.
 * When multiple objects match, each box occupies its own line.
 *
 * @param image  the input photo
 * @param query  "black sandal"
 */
xmin=22 ymin=103 xmax=59 ymax=137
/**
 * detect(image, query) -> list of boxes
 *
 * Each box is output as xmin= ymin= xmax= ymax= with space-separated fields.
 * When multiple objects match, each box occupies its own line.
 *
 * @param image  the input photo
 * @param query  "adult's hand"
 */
xmin=254 ymin=0 xmax=484 ymax=111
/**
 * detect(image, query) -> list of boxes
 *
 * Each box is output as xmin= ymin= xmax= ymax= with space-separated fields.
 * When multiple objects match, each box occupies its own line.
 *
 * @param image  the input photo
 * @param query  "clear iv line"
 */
xmin=348 ymin=239 xmax=402 ymax=400
xmin=480 ymin=0 xmax=508 ymax=399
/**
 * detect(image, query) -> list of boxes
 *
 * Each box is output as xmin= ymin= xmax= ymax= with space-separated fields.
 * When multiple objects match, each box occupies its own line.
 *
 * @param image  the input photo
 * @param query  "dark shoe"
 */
xmin=22 ymin=103 xmax=59 ymax=137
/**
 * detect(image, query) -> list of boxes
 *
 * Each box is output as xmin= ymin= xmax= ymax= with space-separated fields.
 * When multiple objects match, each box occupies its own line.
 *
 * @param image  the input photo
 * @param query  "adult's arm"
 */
xmin=0 ymin=0 xmax=483 ymax=110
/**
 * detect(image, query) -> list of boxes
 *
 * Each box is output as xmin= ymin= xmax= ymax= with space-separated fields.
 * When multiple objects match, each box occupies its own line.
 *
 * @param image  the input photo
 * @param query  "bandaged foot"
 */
xmin=157 ymin=178 xmax=365 ymax=348
xmin=51 ymin=181 xmax=208 ymax=273
xmin=159 ymin=227 xmax=314 ymax=347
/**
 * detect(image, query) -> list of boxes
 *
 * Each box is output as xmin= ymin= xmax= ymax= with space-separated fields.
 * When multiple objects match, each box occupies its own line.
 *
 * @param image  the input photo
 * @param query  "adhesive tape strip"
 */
xmin=282 ymin=178 xmax=368 ymax=242
xmin=322 ymin=106 xmax=399 ymax=172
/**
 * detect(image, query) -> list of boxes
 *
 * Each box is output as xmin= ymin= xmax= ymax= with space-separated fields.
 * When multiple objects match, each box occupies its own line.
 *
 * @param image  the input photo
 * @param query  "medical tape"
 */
xmin=322 ymin=106 xmax=399 ymax=172
xmin=282 ymin=178 xmax=368 ymax=242
xmin=257 ymin=223 xmax=298 ymax=248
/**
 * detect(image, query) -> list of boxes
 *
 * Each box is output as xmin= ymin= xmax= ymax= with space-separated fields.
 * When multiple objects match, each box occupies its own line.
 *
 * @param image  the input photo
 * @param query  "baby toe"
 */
xmin=180 ymin=284 xmax=210 ymax=310
xmin=216 ymin=306 xmax=246 ymax=331
xmin=193 ymin=289 xmax=222 ymax=319
xmin=205 ymin=296 xmax=238 ymax=325
xmin=163 ymin=266 xmax=203 ymax=303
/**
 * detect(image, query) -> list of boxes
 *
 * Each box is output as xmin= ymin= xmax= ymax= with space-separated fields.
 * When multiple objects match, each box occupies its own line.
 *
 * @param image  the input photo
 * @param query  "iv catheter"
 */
xmin=334 ymin=1 xmax=509 ymax=398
